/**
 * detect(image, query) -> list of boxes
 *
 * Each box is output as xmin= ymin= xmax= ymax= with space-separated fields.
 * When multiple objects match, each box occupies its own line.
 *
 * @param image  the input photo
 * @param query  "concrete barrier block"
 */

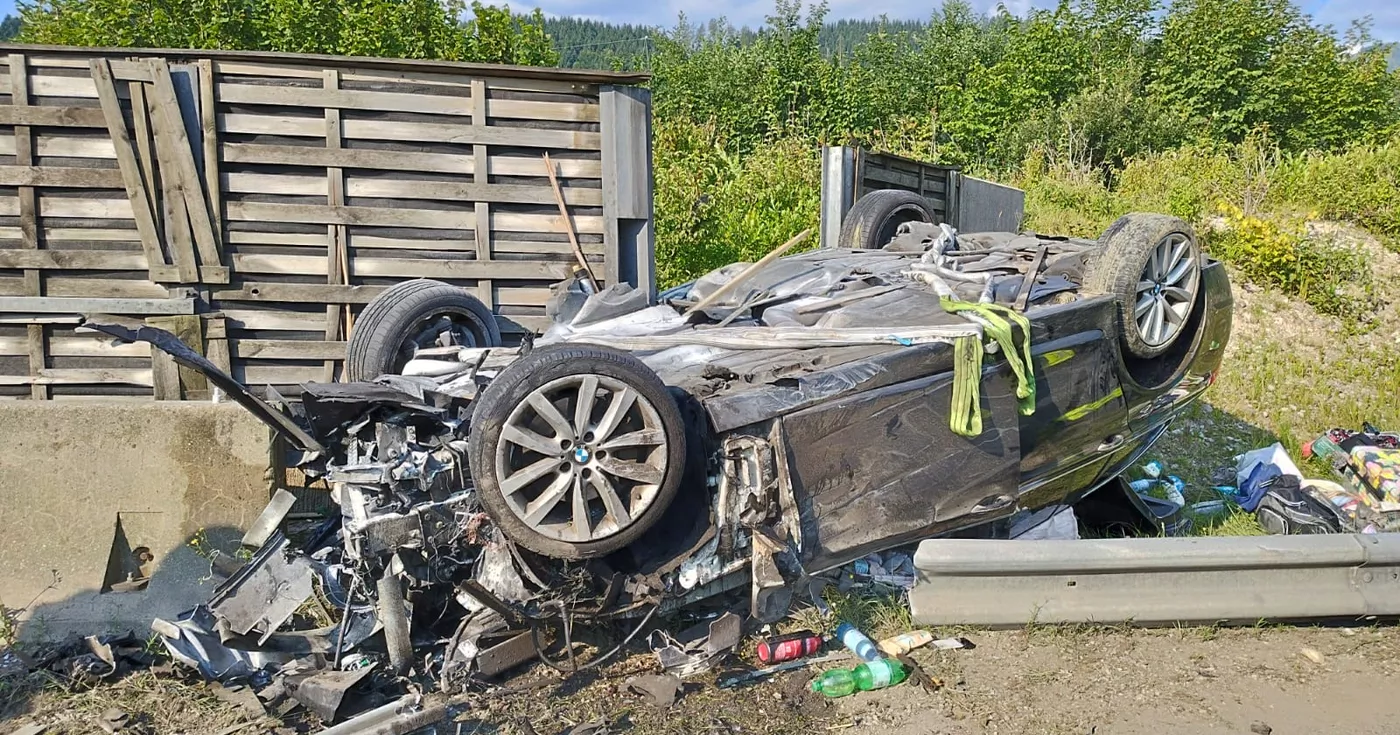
xmin=0 ymin=402 xmax=275 ymax=640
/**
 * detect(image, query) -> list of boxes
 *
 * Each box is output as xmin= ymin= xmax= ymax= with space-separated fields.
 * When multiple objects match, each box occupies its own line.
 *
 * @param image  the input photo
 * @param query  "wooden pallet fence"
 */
xmin=0 ymin=45 xmax=654 ymax=398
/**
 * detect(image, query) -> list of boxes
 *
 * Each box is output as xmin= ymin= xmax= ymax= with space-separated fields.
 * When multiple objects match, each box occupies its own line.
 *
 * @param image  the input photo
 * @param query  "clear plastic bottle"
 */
xmin=835 ymin=622 xmax=880 ymax=662
xmin=810 ymin=659 xmax=909 ymax=698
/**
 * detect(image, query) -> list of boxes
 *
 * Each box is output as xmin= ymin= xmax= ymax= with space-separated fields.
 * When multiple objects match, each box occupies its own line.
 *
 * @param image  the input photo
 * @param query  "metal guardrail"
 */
xmin=910 ymin=534 xmax=1400 ymax=626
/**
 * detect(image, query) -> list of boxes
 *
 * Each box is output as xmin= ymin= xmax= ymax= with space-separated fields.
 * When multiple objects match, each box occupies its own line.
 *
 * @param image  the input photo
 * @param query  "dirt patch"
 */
xmin=9 ymin=625 xmax=1399 ymax=734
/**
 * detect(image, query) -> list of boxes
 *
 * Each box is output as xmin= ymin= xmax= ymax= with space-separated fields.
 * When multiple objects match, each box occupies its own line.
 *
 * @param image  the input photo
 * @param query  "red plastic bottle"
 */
xmin=755 ymin=631 xmax=823 ymax=664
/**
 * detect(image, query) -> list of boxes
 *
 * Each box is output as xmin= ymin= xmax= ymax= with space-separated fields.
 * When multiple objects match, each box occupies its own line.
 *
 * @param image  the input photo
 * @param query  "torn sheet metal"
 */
xmin=289 ymin=664 xmax=377 ymax=722
xmin=209 ymin=533 xmax=317 ymax=644
xmin=153 ymin=608 xmax=296 ymax=680
xmin=648 ymin=612 xmax=742 ymax=677
xmin=242 ymin=488 xmax=298 ymax=548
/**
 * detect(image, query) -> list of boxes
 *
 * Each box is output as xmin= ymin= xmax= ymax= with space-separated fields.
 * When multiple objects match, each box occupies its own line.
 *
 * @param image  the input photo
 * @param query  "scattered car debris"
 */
xmin=649 ymin=612 xmax=743 ymax=677
xmin=622 ymin=673 xmax=683 ymax=708
xmin=718 ymin=651 xmax=851 ymax=689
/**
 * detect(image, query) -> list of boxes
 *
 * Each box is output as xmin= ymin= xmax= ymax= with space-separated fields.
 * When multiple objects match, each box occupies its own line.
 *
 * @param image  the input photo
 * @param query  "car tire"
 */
xmin=467 ymin=344 xmax=687 ymax=560
xmin=346 ymin=280 xmax=501 ymax=381
xmin=1085 ymin=213 xmax=1202 ymax=360
xmin=838 ymin=190 xmax=938 ymax=250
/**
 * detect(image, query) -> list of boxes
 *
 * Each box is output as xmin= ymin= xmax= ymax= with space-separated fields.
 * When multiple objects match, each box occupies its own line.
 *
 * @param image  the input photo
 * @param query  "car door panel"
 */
xmin=781 ymin=364 xmax=1021 ymax=572
xmin=1016 ymin=297 xmax=1127 ymax=507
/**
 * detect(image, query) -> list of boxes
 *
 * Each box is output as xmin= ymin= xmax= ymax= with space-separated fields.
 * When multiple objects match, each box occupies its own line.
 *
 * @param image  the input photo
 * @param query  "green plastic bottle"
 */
xmin=809 ymin=658 xmax=908 ymax=698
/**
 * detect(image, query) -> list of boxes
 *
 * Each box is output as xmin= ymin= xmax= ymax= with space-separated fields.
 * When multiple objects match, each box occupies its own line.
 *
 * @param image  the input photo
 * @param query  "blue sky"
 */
xmin=0 ymin=0 xmax=1394 ymax=42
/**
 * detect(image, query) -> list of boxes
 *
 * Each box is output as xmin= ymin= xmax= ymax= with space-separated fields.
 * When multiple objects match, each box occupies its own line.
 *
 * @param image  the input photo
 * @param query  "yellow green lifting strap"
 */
xmin=941 ymin=298 xmax=1037 ymax=437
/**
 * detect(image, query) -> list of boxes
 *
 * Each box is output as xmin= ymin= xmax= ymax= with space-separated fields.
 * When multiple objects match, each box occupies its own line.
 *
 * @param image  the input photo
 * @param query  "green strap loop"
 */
xmin=940 ymin=298 xmax=1038 ymax=436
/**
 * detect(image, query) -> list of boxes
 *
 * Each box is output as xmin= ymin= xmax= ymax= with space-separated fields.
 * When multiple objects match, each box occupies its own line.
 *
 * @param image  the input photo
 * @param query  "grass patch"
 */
xmin=1193 ymin=508 xmax=1269 ymax=537
xmin=785 ymin=586 xmax=915 ymax=640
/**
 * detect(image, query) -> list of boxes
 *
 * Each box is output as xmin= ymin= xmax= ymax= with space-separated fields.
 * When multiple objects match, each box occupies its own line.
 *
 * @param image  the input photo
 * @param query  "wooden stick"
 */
xmin=542 ymin=151 xmax=599 ymax=291
xmin=685 ymin=229 xmax=811 ymax=315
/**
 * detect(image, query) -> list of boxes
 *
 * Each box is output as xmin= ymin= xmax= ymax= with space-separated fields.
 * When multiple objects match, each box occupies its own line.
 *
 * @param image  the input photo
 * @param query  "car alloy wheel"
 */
xmin=493 ymin=374 xmax=669 ymax=543
xmin=1134 ymin=232 xmax=1199 ymax=348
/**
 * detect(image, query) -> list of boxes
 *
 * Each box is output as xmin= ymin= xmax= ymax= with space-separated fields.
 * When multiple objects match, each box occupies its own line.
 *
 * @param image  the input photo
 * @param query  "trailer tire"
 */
xmin=346 ymin=280 xmax=500 ymax=381
xmin=838 ymin=189 xmax=938 ymax=250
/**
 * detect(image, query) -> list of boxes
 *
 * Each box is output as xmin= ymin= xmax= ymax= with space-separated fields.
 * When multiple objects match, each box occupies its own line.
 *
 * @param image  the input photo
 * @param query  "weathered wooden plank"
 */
xmin=235 ymin=339 xmax=348 ymax=360
xmin=0 ymin=335 xmax=147 ymax=357
xmin=490 ymin=239 xmax=605 ymax=256
xmin=37 ymin=197 xmax=136 ymax=219
xmin=45 ymin=227 xmax=141 ymax=241
xmin=496 ymin=286 xmax=554 ymax=306
xmin=33 ymin=136 xmax=117 ymax=158
xmin=490 ymin=98 xmax=599 ymax=123
xmin=148 ymin=313 xmax=205 ymax=398
xmin=230 ymin=252 xmax=571 ymax=280
xmin=0 ymin=105 xmax=107 ymax=128
xmin=221 ymin=171 xmax=602 ymax=206
xmin=204 ymin=316 xmax=232 ymax=374
xmin=493 ymin=211 xmax=605 ymax=235
xmin=146 ymin=81 xmax=200 ymax=282
xmin=0 ymin=165 xmax=122 ymax=188
xmin=225 ymin=230 xmax=329 ymax=247
xmin=344 ymin=234 xmax=473 ymax=251
xmin=27 ymin=74 xmax=98 ymax=98
xmin=218 ymin=114 xmax=602 ymax=150
xmin=323 ymin=68 xmax=349 ymax=381
xmin=11 ymin=53 xmax=45 ymax=399
xmin=149 ymin=61 xmax=224 ymax=281
xmin=0 ymin=249 xmax=149 ymax=269
xmin=221 ymin=309 xmax=326 ymax=331
xmin=215 ymin=82 xmax=598 ymax=122
xmin=46 ymin=276 xmax=171 ymax=298
xmin=219 ymin=82 xmax=473 ymax=116
xmin=223 ymin=142 xmax=472 ymax=174
xmin=211 ymin=282 xmax=385 ymax=303
xmin=236 ymin=364 xmax=329 ymax=385
xmin=225 ymin=201 xmax=475 ymax=229
xmin=0 ymin=296 xmax=194 ymax=314
xmin=0 ymin=368 xmax=154 ymax=386
xmin=129 ymin=83 xmax=162 ymax=246
xmin=471 ymin=79 xmax=495 ymax=310
xmin=219 ymin=142 xmax=602 ymax=178
xmin=150 ymin=344 xmax=181 ymax=399
xmin=198 ymin=60 xmax=223 ymax=250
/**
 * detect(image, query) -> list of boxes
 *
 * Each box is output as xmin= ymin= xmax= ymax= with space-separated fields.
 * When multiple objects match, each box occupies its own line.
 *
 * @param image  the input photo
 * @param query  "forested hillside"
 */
xmin=9 ymin=0 xmax=1400 ymax=300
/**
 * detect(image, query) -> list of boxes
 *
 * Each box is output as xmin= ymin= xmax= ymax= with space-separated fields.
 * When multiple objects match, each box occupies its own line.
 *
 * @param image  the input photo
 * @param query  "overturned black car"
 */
xmin=85 ymin=212 xmax=1231 ymax=686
